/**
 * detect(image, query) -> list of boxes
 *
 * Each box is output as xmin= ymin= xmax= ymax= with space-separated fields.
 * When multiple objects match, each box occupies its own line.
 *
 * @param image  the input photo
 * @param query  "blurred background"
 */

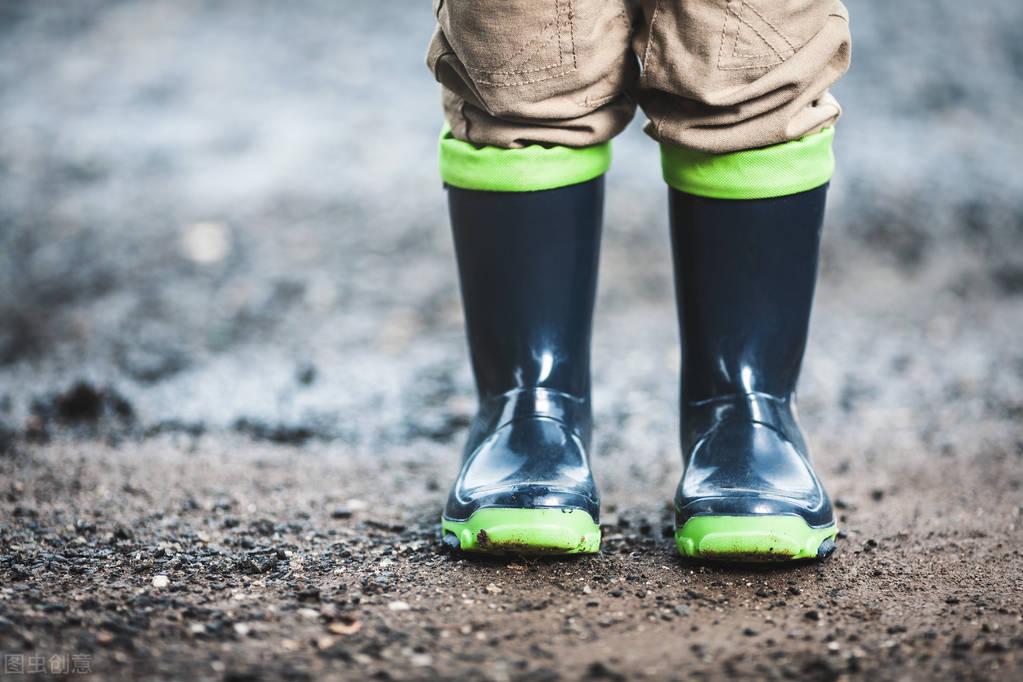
xmin=1 ymin=0 xmax=1021 ymax=460
xmin=2 ymin=2 xmax=1022 ymax=680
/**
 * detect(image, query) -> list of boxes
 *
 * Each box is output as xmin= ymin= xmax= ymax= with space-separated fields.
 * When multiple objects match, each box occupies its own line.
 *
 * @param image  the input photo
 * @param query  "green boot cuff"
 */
xmin=438 ymin=125 xmax=611 ymax=193
xmin=661 ymin=127 xmax=835 ymax=200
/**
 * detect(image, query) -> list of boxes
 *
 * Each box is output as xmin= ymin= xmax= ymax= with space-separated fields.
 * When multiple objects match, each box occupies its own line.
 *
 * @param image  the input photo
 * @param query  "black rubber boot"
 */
xmin=440 ymin=178 xmax=604 ymax=554
xmin=669 ymin=184 xmax=838 ymax=561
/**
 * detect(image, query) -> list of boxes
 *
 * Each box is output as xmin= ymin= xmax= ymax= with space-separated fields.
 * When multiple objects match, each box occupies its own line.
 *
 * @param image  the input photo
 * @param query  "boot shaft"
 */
xmin=668 ymin=185 xmax=827 ymax=404
xmin=447 ymin=178 xmax=604 ymax=401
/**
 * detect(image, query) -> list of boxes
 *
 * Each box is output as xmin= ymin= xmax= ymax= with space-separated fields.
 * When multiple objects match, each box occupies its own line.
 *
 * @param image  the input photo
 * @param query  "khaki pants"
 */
xmin=427 ymin=0 xmax=850 ymax=156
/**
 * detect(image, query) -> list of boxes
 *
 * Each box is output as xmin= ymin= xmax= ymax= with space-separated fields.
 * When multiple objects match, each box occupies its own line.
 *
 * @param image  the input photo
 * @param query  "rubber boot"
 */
xmin=669 ymin=184 xmax=838 ymax=561
xmin=440 ymin=177 xmax=604 ymax=554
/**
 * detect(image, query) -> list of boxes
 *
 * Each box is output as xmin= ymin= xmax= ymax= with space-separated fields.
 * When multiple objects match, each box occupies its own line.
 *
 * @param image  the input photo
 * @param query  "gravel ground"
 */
xmin=1 ymin=1 xmax=1022 ymax=680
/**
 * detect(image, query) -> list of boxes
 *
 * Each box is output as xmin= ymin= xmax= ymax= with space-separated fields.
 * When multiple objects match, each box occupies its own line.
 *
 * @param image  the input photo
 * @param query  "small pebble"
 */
xmin=328 ymin=620 xmax=363 ymax=636
xmin=410 ymin=654 xmax=433 ymax=667
xmin=331 ymin=506 xmax=353 ymax=519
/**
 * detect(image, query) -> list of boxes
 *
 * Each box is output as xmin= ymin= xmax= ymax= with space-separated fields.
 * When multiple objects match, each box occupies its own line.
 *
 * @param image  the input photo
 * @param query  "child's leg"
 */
xmin=427 ymin=0 xmax=637 ymax=151
xmin=426 ymin=1 xmax=635 ymax=553
xmin=633 ymin=0 xmax=850 ymax=155
xmin=633 ymin=0 xmax=852 ymax=561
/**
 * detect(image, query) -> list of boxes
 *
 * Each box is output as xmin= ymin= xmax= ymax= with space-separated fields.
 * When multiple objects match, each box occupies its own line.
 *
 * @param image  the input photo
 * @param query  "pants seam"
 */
xmin=474 ymin=70 xmax=576 ymax=88
xmin=720 ymin=2 xmax=787 ymax=69
xmin=640 ymin=0 xmax=661 ymax=79
xmin=742 ymin=1 xmax=797 ymax=52
xmin=583 ymin=92 xmax=619 ymax=109
xmin=465 ymin=20 xmax=559 ymax=76
xmin=567 ymin=0 xmax=577 ymax=69
xmin=462 ymin=0 xmax=577 ymax=84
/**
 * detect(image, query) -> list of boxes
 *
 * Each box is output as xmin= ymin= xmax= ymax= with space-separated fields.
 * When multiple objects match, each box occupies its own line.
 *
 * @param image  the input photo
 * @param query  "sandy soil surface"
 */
xmin=2 ymin=1 xmax=1022 ymax=680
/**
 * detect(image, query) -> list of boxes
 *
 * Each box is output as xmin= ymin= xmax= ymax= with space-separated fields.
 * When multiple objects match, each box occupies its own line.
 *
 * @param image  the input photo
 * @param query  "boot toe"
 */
xmin=444 ymin=416 xmax=600 ymax=524
xmin=441 ymin=416 xmax=601 ymax=555
xmin=675 ymin=421 xmax=835 ymax=561
xmin=678 ymin=422 xmax=830 ymax=518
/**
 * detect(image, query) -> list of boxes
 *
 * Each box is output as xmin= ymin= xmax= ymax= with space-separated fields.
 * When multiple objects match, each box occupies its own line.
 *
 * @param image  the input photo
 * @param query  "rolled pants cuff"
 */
xmin=439 ymin=125 xmax=611 ymax=193
xmin=661 ymin=128 xmax=835 ymax=200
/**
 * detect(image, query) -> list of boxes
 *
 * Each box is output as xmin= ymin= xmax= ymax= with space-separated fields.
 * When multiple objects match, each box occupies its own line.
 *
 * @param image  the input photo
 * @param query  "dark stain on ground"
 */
xmin=991 ymin=263 xmax=1023 ymax=296
xmin=52 ymin=382 xmax=133 ymax=423
xmin=23 ymin=381 xmax=136 ymax=442
xmin=232 ymin=418 xmax=321 ymax=446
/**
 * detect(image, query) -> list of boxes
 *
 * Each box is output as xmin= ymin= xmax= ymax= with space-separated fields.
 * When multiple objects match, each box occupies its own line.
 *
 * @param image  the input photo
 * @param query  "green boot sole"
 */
xmin=442 ymin=508 xmax=601 ymax=555
xmin=675 ymin=515 xmax=837 ymax=562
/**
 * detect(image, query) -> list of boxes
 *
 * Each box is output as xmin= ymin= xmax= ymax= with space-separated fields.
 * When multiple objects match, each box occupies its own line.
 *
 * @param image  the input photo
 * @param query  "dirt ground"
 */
xmin=2 ymin=1 xmax=1023 ymax=680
